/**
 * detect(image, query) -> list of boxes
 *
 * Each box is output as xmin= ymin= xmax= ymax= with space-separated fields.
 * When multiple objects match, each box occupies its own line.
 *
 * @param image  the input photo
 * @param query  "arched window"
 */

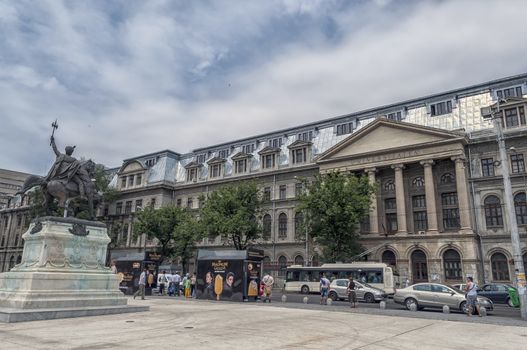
xmin=16 ymin=255 xmax=22 ymax=264
xmin=440 ymin=173 xmax=455 ymax=184
xmin=278 ymin=255 xmax=288 ymax=277
xmin=443 ymin=249 xmax=462 ymax=280
xmin=384 ymin=180 xmax=395 ymax=192
xmin=262 ymin=214 xmax=272 ymax=240
xmin=412 ymin=177 xmax=424 ymax=188
xmin=514 ymin=192 xmax=527 ymax=225
xmin=294 ymin=212 xmax=304 ymax=236
xmin=484 ymin=195 xmax=503 ymax=227
xmin=294 ymin=255 xmax=304 ymax=266
xmin=8 ymin=256 xmax=15 ymax=270
xmin=278 ymin=213 xmax=288 ymax=238
xmin=381 ymin=250 xmax=396 ymax=267
xmin=491 ymin=252 xmax=510 ymax=281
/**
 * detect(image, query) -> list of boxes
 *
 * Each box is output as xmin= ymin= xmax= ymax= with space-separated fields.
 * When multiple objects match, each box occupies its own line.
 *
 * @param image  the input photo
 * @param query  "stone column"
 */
xmin=392 ymin=164 xmax=407 ymax=233
xmin=452 ymin=156 xmax=472 ymax=230
xmin=420 ymin=160 xmax=438 ymax=232
xmin=365 ymin=168 xmax=379 ymax=234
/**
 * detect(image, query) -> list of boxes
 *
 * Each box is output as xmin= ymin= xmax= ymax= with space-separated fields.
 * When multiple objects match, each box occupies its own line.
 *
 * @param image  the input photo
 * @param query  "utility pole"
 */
xmin=484 ymin=100 xmax=527 ymax=320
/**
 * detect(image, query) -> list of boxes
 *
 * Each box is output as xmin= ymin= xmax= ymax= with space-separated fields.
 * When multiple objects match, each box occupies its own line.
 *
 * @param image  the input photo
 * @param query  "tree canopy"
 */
xmin=200 ymin=181 xmax=263 ymax=250
xmin=297 ymin=172 xmax=375 ymax=263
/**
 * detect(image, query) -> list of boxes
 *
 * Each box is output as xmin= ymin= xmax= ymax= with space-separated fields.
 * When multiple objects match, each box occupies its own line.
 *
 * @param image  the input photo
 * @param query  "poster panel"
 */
xmin=197 ymin=259 xmax=244 ymax=301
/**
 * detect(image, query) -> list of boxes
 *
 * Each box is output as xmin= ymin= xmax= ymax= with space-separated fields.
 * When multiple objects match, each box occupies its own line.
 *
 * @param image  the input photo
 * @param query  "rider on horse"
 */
xmin=45 ymin=135 xmax=91 ymax=198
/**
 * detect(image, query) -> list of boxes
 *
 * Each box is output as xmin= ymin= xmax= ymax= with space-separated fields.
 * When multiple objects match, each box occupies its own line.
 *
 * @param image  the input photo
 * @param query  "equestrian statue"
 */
xmin=18 ymin=121 xmax=101 ymax=219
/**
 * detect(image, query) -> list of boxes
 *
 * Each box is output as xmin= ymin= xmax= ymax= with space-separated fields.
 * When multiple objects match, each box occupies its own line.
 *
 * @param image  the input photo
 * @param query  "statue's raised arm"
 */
xmin=50 ymin=135 xmax=60 ymax=157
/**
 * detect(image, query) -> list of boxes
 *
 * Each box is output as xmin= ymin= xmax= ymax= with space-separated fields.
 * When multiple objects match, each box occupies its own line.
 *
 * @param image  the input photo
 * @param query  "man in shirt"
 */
xmin=172 ymin=272 xmax=182 ymax=296
xmin=134 ymin=268 xmax=147 ymax=300
xmin=320 ymin=273 xmax=330 ymax=305
xmin=347 ymin=276 xmax=357 ymax=308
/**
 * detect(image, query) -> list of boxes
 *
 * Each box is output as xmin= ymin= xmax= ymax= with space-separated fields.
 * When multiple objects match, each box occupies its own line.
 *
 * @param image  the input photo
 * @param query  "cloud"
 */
xmin=0 ymin=0 xmax=526 ymax=175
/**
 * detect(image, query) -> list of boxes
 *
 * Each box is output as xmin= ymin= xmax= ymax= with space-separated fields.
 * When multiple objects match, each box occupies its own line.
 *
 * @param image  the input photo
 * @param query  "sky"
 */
xmin=1 ymin=0 xmax=527 ymax=175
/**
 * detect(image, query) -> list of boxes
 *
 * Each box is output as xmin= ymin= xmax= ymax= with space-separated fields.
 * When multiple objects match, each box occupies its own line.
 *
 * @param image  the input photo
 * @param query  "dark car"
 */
xmin=477 ymin=283 xmax=515 ymax=307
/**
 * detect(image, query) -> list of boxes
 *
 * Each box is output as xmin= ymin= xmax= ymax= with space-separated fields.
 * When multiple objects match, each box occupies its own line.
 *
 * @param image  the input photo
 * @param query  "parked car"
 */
xmin=328 ymin=279 xmax=387 ymax=303
xmin=451 ymin=283 xmax=467 ymax=291
xmin=393 ymin=283 xmax=494 ymax=313
xmin=476 ymin=283 xmax=515 ymax=307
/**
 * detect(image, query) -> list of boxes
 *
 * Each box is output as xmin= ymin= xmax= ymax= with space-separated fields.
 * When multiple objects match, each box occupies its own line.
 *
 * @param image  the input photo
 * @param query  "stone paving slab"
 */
xmin=0 ymin=297 xmax=526 ymax=350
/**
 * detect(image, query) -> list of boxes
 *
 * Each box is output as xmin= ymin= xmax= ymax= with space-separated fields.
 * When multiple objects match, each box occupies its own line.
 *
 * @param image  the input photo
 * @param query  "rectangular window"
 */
xmin=187 ymin=198 xmax=193 ymax=209
xmin=116 ymin=202 xmax=122 ymax=215
xmin=505 ymin=107 xmax=519 ymax=127
xmin=262 ymin=154 xmax=275 ymax=169
xmin=386 ymin=111 xmax=402 ymax=121
xmin=150 ymin=198 xmax=156 ymax=208
xmin=412 ymin=195 xmax=426 ymax=209
xmin=135 ymin=174 xmax=142 ymax=186
xmin=336 ymin=122 xmax=354 ymax=136
xmin=241 ymin=144 xmax=255 ymax=154
xmin=481 ymin=158 xmax=495 ymax=177
xmin=263 ymin=187 xmax=271 ymax=202
xmin=385 ymin=198 xmax=397 ymax=210
xmin=511 ymin=154 xmax=525 ymax=173
xmin=295 ymin=183 xmax=303 ymax=197
xmin=210 ymin=164 xmax=222 ymax=178
xmin=124 ymin=201 xmax=132 ymax=214
xmin=121 ymin=177 xmax=127 ymax=188
xmin=235 ymin=159 xmax=247 ymax=174
xmin=441 ymin=192 xmax=458 ymax=206
xmin=443 ymin=208 xmax=460 ymax=229
xmin=135 ymin=199 xmax=143 ymax=211
xmin=520 ymin=106 xmax=526 ymax=125
xmin=430 ymin=100 xmax=453 ymax=116
xmin=176 ymin=199 xmax=182 ymax=207
xmin=268 ymin=137 xmax=283 ymax=148
xmin=386 ymin=213 xmax=398 ymax=233
xmin=413 ymin=211 xmax=428 ymax=231
xmin=187 ymin=168 xmax=198 ymax=181
xmin=17 ymin=215 xmax=22 ymax=227
xmin=218 ymin=149 xmax=230 ymax=159
xmin=196 ymin=153 xmax=206 ymax=163
xmin=496 ymin=86 xmax=523 ymax=99
xmin=128 ymin=175 xmax=134 ymax=187
xmin=145 ymin=158 xmax=157 ymax=167
xmin=297 ymin=131 xmax=313 ymax=142
xmin=292 ymin=148 xmax=306 ymax=164
xmin=279 ymin=185 xmax=286 ymax=200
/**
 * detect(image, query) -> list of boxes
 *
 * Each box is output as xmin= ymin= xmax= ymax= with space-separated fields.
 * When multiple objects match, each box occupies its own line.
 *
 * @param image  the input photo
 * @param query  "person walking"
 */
xmin=261 ymin=273 xmax=274 ymax=303
xmin=158 ymin=270 xmax=167 ymax=296
xmin=172 ymin=272 xmax=182 ymax=296
xmin=465 ymin=276 xmax=481 ymax=317
xmin=184 ymin=273 xmax=191 ymax=298
xmin=133 ymin=268 xmax=147 ymax=300
xmin=190 ymin=273 xmax=197 ymax=298
xmin=347 ymin=276 xmax=357 ymax=308
xmin=320 ymin=273 xmax=330 ymax=305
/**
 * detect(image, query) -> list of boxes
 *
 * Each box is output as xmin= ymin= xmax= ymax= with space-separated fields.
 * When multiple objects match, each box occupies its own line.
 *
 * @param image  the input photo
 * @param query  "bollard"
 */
xmin=281 ymin=295 xmax=287 ymax=303
xmin=409 ymin=303 xmax=417 ymax=312
xmin=379 ymin=301 xmax=386 ymax=310
xmin=327 ymin=298 xmax=333 ymax=306
xmin=303 ymin=296 xmax=309 ymax=304
xmin=442 ymin=305 xmax=450 ymax=314
xmin=479 ymin=307 xmax=487 ymax=317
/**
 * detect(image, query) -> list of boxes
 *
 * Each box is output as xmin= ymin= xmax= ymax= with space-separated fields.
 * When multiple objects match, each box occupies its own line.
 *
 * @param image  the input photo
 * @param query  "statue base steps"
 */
xmin=0 ymin=217 xmax=149 ymax=322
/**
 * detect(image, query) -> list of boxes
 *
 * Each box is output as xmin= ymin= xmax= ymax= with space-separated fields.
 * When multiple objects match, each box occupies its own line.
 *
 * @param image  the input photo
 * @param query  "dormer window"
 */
xmin=196 ymin=153 xmax=207 ymax=164
xmin=145 ymin=157 xmax=158 ymax=167
xmin=385 ymin=111 xmax=403 ymax=121
xmin=268 ymin=137 xmax=283 ymax=148
xmin=262 ymin=154 xmax=276 ymax=169
xmin=292 ymin=148 xmax=306 ymax=164
xmin=495 ymin=86 xmax=523 ymax=99
xmin=232 ymin=152 xmax=253 ymax=175
xmin=297 ymin=131 xmax=313 ymax=142
xmin=430 ymin=100 xmax=452 ymax=116
xmin=336 ymin=122 xmax=354 ymax=136
xmin=259 ymin=146 xmax=280 ymax=170
xmin=187 ymin=168 xmax=198 ymax=181
xmin=217 ymin=149 xmax=230 ymax=159
xmin=207 ymin=157 xmax=227 ymax=179
xmin=288 ymin=139 xmax=312 ymax=165
xmin=241 ymin=143 xmax=255 ymax=154
xmin=210 ymin=164 xmax=222 ymax=178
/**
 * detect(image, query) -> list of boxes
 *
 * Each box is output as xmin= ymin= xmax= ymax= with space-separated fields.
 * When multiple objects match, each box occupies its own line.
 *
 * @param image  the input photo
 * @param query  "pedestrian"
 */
xmin=133 ymin=268 xmax=147 ymax=300
xmin=184 ymin=273 xmax=191 ymax=298
xmin=173 ymin=271 xmax=182 ymax=296
xmin=320 ymin=273 xmax=330 ymax=305
xmin=158 ymin=270 xmax=167 ymax=296
xmin=347 ymin=276 xmax=357 ymax=308
xmin=465 ymin=276 xmax=481 ymax=317
xmin=191 ymin=273 xmax=197 ymax=298
xmin=262 ymin=273 xmax=274 ymax=303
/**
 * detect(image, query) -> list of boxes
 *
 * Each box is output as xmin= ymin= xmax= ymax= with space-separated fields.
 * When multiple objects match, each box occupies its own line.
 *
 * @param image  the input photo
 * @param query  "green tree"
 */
xmin=297 ymin=172 xmax=375 ymax=263
xmin=133 ymin=206 xmax=203 ymax=271
xmin=200 ymin=181 xmax=263 ymax=250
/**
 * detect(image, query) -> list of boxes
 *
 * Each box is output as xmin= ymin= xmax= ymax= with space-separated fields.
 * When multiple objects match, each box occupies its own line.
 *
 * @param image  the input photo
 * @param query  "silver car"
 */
xmin=393 ymin=283 xmax=494 ymax=312
xmin=328 ymin=279 xmax=387 ymax=303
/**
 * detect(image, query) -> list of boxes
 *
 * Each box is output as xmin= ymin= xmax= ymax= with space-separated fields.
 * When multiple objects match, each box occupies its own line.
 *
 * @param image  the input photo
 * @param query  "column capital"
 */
xmin=420 ymin=159 xmax=435 ymax=167
xmin=364 ymin=167 xmax=377 ymax=174
xmin=391 ymin=164 xmax=405 ymax=171
xmin=451 ymin=155 xmax=466 ymax=163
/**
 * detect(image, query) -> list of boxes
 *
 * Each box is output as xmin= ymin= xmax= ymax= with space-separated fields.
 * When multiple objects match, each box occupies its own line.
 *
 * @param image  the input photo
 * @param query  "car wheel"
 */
xmin=301 ymin=285 xmax=310 ymax=294
xmin=405 ymin=298 xmax=418 ymax=311
xmin=364 ymin=293 xmax=375 ymax=303
xmin=328 ymin=291 xmax=338 ymax=301
xmin=460 ymin=301 xmax=467 ymax=313
xmin=507 ymin=298 xmax=513 ymax=307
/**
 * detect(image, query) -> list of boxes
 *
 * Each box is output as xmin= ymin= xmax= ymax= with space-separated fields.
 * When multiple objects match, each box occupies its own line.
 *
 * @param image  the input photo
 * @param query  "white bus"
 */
xmin=285 ymin=263 xmax=398 ymax=295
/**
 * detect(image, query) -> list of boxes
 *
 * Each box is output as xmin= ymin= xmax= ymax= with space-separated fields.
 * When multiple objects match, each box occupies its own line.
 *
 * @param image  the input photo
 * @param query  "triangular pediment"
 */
xmin=231 ymin=152 xmax=253 ymax=160
xmin=184 ymin=161 xmax=203 ymax=169
xmin=258 ymin=146 xmax=281 ymax=155
xmin=207 ymin=156 xmax=227 ymax=165
xmin=287 ymin=139 xmax=312 ymax=149
xmin=318 ymin=119 xmax=466 ymax=163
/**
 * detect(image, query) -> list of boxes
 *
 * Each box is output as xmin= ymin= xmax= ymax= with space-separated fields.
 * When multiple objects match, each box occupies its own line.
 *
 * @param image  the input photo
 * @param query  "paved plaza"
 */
xmin=1 ymin=297 xmax=526 ymax=350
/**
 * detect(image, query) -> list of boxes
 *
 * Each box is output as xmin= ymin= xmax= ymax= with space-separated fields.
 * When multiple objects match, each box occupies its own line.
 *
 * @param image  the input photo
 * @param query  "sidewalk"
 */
xmin=1 ymin=297 xmax=526 ymax=349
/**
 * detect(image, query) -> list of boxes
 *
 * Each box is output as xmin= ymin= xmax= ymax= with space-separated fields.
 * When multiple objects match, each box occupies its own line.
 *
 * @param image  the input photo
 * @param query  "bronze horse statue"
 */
xmin=19 ymin=159 xmax=101 ymax=219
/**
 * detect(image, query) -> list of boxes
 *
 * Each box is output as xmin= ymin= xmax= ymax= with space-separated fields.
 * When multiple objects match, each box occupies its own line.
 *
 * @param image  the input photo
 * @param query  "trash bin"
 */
xmin=508 ymin=287 xmax=520 ymax=307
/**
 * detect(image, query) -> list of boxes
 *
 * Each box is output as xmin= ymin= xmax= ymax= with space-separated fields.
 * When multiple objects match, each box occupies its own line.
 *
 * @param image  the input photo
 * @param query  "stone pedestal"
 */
xmin=0 ymin=217 xmax=148 ymax=322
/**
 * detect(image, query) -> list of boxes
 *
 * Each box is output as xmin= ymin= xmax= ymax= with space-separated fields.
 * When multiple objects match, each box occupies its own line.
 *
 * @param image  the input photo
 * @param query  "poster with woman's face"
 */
xmin=196 ymin=259 xmax=244 ymax=301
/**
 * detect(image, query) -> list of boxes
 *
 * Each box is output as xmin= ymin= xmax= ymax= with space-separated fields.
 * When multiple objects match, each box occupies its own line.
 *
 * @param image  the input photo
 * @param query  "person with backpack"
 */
xmin=465 ymin=276 xmax=481 ymax=317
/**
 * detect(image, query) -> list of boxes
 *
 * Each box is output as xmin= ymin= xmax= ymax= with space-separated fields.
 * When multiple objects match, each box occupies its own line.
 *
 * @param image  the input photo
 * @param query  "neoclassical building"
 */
xmin=3 ymin=74 xmax=527 ymax=285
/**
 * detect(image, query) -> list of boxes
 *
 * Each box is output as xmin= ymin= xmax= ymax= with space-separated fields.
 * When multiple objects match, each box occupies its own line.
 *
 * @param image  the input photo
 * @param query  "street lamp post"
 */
xmin=484 ymin=100 xmax=527 ymax=320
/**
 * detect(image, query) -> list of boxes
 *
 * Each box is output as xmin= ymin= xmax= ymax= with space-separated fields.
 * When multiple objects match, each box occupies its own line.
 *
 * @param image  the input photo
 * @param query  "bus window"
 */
xmin=337 ymin=271 xmax=347 ymax=279
xmin=366 ymin=270 xmax=383 ymax=283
